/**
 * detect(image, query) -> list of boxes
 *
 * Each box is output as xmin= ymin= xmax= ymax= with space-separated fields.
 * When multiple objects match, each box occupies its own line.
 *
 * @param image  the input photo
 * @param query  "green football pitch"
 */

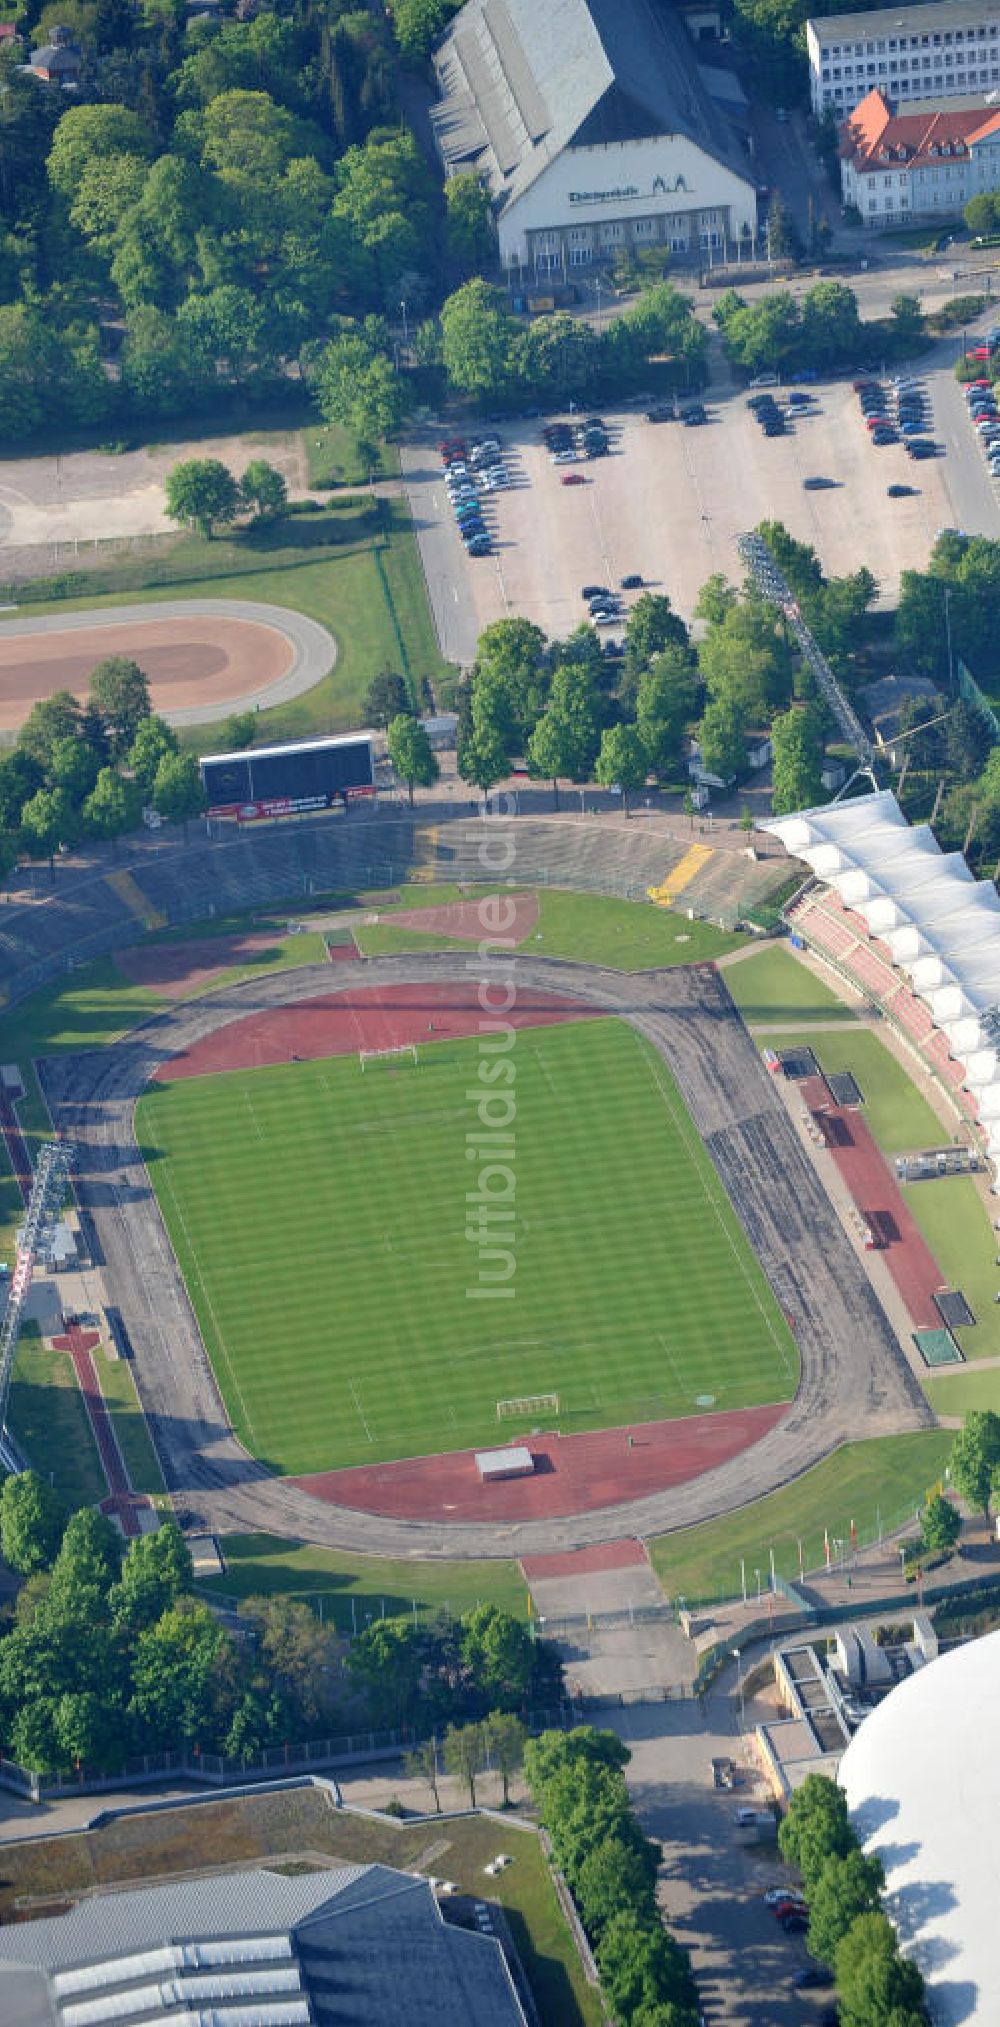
xmin=135 ymin=1018 xmax=799 ymax=1475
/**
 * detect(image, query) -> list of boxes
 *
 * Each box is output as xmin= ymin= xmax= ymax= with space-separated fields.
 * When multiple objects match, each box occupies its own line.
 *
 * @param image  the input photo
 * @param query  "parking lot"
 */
xmin=403 ymin=367 xmax=987 ymax=666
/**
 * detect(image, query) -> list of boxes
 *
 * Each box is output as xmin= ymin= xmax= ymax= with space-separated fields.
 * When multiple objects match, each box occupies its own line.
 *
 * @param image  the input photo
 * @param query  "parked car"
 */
xmin=646 ymin=404 xmax=676 ymax=421
xmin=764 ymin=1888 xmax=807 ymax=1908
xmin=787 ymin=390 xmax=811 ymax=407
xmin=762 ymin=418 xmax=786 ymax=435
xmin=906 ymin=440 xmax=937 ymax=458
xmin=466 ymin=534 xmax=491 ymax=556
xmin=681 ymin=404 xmax=707 ymax=425
xmin=749 ymin=371 xmax=778 ymax=387
xmin=581 ymin=584 xmax=608 ymax=599
xmin=620 ymin=573 xmax=643 ymax=589
xmin=781 ymin=1912 xmax=809 ymax=1935
xmin=802 ymin=475 xmax=834 ymax=489
xmin=561 ymin=472 xmax=587 ymax=484
xmin=794 ymin=1966 xmax=834 ymax=1990
xmin=552 ymin=449 xmax=579 ymax=464
xmin=592 ymin=610 xmax=623 ymax=626
xmin=887 ymin=483 xmax=917 ymax=497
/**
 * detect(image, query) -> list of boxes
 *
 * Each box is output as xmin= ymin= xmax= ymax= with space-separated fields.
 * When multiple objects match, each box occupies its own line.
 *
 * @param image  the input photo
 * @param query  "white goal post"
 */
xmin=497 ymin=1392 xmax=559 ymax=1420
xmin=359 ymin=1044 xmax=419 ymax=1071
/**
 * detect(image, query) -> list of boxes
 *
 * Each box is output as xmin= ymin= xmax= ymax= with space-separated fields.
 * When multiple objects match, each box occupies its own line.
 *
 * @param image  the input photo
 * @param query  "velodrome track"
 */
xmin=39 ymin=952 xmax=931 ymax=1559
xmin=0 ymin=600 xmax=336 ymax=729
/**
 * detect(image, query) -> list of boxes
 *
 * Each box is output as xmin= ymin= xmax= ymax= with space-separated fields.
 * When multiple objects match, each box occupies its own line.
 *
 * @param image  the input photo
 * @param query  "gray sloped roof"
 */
xmin=0 ymin=1864 xmax=527 ymax=2027
xmin=432 ymin=0 xmax=752 ymax=216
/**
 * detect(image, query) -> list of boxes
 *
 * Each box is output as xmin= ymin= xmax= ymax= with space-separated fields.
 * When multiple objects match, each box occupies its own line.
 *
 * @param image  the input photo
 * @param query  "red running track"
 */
xmin=50 ymin=1326 xmax=145 ymax=1538
xmin=521 ymin=1539 xmax=649 ymax=1581
xmin=155 ymin=982 xmax=604 ymax=1082
xmin=291 ymin=1403 xmax=788 ymax=1524
xmin=801 ymin=1075 xmax=944 ymax=1329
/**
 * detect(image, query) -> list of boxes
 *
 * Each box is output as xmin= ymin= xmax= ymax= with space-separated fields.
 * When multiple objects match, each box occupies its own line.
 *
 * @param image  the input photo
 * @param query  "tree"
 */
xmin=444 ymin=1719 xmax=485 ymax=1805
xmin=444 ymin=170 xmax=494 ymax=269
xmin=388 ymin=0 xmax=449 ymax=61
xmin=152 ymin=751 xmax=205 ymax=838
xmin=406 ymin=1735 xmax=442 ymax=1811
xmin=636 ymin=649 xmax=699 ymax=779
xmin=779 ymin=1774 xmax=855 ymax=1892
xmin=47 ymin=101 xmax=153 ymax=200
xmin=127 ymin=714 xmax=177 ymax=797
xmin=387 ymin=713 xmax=439 ymax=806
xmin=108 ymin=1522 xmax=193 ymax=1632
xmin=461 ymin=1603 xmax=534 ymax=1704
xmin=363 ymin=671 xmax=411 ymax=728
xmin=484 ymin=1710 xmax=526 ymax=1806
xmin=595 ymin=723 xmax=648 ymax=815
xmin=965 ymin=191 xmax=1000 ymax=238
xmin=19 ymin=786 xmax=78 ymax=873
xmin=527 ymin=666 xmax=600 ymax=807
xmin=624 ymin=594 xmax=689 ymax=676
xmin=920 ymin=1490 xmax=962 ymax=1555
xmin=130 ymin=1597 xmax=234 ymax=1748
xmin=440 ymin=279 xmax=516 ymax=402
xmin=694 ymin=573 xmax=737 ymax=629
xmin=88 ymin=656 xmax=151 ymax=757
xmin=699 ymin=599 xmax=792 ymax=722
xmin=239 ymin=459 xmax=287 ymax=523
xmin=835 ymin=1910 xmax=926 ymax=2027
xmin=458 ymin=722 xmax=509 ymax=794
xmin=18 ymin=692 xmax=81 ymax=770
xmin=597 ymin=1913 xmax=697 ymax=2022
xmin=697 ymin=696 xmax=746 ymax=784
xmin=949 ymin=1409 xmax=1000 ymax=1522
xmin=890 ymin=293 xmax=925 ymax=347
xmin=49 ymin=735 xmax=100 ymax=804
xmin=0 ymin=1472 xmax=63 ymax=1576
xmin=313 ymin=321 xmax=405 ymax=444
xmin=807 ymin=1847 xmax=885 ymax=1967
xmin=347 ymin=1617 xmax=424 ymax=1725
xmin=576 ymin=1835 xmax=657 ymax=1941
xmin=244 ymin=1594 xmax=345 ymax=1728
xmin=801 ymin=280 xmax=861 ymax=369
xmin=82 ymin=767 xmax=134 ymax=850
xmin=164 ymin=457 xmax=239 ymax=538
xmin=222 ymin=711 xmax=257 ymax=752
xmin=770 ymin=703 xmax=824 ymax=816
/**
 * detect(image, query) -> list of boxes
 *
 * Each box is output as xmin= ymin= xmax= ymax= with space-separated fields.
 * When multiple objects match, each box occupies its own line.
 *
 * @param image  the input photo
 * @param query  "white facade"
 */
xmin=840 ymin=1630 xmax=1000 ymax=2026
xmin=762 ymin=788 xmax=1000 ymax=1161
xmin=498 ymin=134 xmax=755 ymax=271
xmin=808 ymin=0 xmax=1000 ymax=116
xmin=840 ymin=100 xmax=1000 ymax=223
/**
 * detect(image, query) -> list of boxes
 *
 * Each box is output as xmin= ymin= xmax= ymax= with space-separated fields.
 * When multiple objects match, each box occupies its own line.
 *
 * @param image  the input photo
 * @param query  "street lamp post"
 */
xmin=943 ymin=584 xmax=955 ymax=695
xmin=731 ymin=1648 xmax=745 ymax=1731
xmin=400 ymin=299 xmax=409 ymax=347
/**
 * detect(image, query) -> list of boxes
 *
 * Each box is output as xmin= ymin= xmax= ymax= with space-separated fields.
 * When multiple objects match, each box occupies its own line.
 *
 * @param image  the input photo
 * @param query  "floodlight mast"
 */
xmin=737 ymin=530 xmax=877 ymax=774
xmin=0 ymin=1137 xmax=74 ymax=1467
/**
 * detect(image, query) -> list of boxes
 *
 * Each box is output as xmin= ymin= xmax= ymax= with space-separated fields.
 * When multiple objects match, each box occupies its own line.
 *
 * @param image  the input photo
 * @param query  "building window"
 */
xmin=599 ymin=222 xmax=623 ymax=244
xmin=633 ymin=217 xmax=656 ymax=239
xmin=535 ymin=251 xmax=559 ymax=273
xmin=569 ymin=245 xmax=591 ymax=266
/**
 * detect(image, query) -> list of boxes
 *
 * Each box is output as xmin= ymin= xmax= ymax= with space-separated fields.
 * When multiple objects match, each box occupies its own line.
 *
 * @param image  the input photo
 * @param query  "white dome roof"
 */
xmin=840 ymin=1628 xmax=1000 ymax=2023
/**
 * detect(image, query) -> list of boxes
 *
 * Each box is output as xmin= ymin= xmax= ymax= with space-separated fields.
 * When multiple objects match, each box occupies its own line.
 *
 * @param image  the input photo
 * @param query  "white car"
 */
xmin=552 ymin=448 xmax=578 ymax=464
xmin=749 ymin=371 xmax=778 ymax=387
xmin=764 ymin=1886 xmax=807 ymax=1907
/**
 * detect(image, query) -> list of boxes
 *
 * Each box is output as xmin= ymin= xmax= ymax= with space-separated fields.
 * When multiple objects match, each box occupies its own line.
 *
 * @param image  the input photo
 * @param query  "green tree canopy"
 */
xmin=127 ymin=713 xmax=178 ymax=797
xmin=920 ymin=1489 xmax=962 ymax=1554
xmin=778 ymin=1773 xmax=855 ymax=1891
xmin=807 ymin=1847 xmax=885 ymax=1967
xmin=82 ymin=766 xmax=135 ymax=848
xmin=313 ymin=319 xmax=405 ymax=443
xmin=835 ymin=1910 xmax=926 ymax=2027
xmin=239 ymin=459 xmax=287 ymax=522
xmin=444 ymin=169 xmax=494 ymax=269
xmin=88 ymin=656 xmax=151 ymax=757
xmin=444 ymin=1719 xmax=485 ymax=1805
xmin=595 ymin=722 xmax=648 ymax=814
xmin=697 ymin=694 xmax=746 ymax=784
xmin=0 ymin=1472 xmax=64 ymax=1576
xmin=363 ymin=671 xmax=411 ymax=727
xmin=152 ymin=750 xmax=205 ymax=837
xmin=527 ymin=665 xmax=599 ymax=806
xmin=770 ymin=702 xmax=824 ymax=816
xmin=440 ymin=279 xmax=516 ymax=401
xmin=164 ymin=457 xmax=240 ymax=538
xmin=949 ymin=1409 xmax=1000 ymax=1519
xmin=387 ymin=712 xmax=438 ymax=805
xmin=47 ymin=101 xmax=154 ymax=199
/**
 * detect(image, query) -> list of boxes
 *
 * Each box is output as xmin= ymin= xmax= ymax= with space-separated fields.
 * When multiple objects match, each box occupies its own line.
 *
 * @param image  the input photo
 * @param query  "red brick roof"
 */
xmin=840 ymin=86 xmax=1000 ymax=171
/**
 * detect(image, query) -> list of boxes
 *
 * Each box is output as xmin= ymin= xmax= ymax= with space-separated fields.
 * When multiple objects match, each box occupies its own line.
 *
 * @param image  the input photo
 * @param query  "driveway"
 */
xmin=609 ymin=1695 xmax=822 ymax=2026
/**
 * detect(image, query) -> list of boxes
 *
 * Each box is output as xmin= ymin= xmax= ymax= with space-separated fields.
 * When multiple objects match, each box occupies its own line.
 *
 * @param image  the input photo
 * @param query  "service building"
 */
xmin=431 ymin=0 xmax=759 ymax=275
xmin=839 ymin=87 xmax=1000 ymax=225
xmin=808 ymin=0 xmax=1000 ymax=117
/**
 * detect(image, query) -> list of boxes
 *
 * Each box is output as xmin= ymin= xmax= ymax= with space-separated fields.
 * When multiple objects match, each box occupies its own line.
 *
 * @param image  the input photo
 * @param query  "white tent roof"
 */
xmin=840 ymin=1629 xmax=1000 ymax=2024
xmin=763 ymin=789 xmax=1000 ymax=1159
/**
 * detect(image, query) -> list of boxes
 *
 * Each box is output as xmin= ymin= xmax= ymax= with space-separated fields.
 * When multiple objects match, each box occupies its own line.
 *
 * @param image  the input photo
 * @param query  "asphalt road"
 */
xmin=39 ymin=952 xmax=929 ymax=1558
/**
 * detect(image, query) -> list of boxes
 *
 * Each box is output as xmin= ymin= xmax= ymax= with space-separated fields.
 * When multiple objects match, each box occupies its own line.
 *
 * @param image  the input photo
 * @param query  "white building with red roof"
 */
xmin=839 ymin=85 xmax=1000 ymax=222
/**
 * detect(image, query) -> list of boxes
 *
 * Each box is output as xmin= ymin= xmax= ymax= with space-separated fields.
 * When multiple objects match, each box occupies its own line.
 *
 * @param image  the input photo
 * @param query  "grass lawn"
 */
xmin=647 ymin=1431 xmax=954 ymax=1603
xmin=0 ymin=958 xmax=165 ymax=1062
xmin=763 ymin=1027 xmax=942 ymax=1153
xmin=304 ymin=423 xmax=398 ymax=488
xmin=204 ymin=1533 xmax=527 ymax=1626
xmin=136 ymin=1018 xmax=797 ymax=1475
xmin=7 ymin=1328 xmax=108 ymax=1509
xmin=724 ymin=945 xmax=856 ymax=1023
xmin=12 ymin=500 xmax=452 ymax=748
xmin=0 ymin=1791 xmax=600 ymax=2027
xmin=906 ymin=1177 xmax=1000 ymax=1360
xmin=355 ymin=888 xmax=747 ymax=971
xmin=95 ymin=1347 xmax=166 ymax=1496
xmin=925 ymin=1365 xmax=1000 ymax=1418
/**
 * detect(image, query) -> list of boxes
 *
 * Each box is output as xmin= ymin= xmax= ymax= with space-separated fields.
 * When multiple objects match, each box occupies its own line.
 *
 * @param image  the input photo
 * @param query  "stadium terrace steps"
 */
xmin=104 ymin=870 xmax=167 ymax=932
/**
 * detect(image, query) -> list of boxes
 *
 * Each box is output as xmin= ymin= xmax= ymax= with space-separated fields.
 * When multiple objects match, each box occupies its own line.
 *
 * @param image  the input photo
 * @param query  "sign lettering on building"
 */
xmin=568 ymin=174 xmax=691 ymax=205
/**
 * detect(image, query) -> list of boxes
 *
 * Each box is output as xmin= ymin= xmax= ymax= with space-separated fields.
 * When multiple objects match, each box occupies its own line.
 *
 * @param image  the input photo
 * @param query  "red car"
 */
xmin=561 ymin=472 xmax=588 ymax=485
xmin=438 ymin=438 xmax=466 ymax=457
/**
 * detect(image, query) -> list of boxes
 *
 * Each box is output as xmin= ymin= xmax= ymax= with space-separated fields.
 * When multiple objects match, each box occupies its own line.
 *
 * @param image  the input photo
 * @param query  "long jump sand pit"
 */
xmin=0 ymin=599 xmax=336 ymax=728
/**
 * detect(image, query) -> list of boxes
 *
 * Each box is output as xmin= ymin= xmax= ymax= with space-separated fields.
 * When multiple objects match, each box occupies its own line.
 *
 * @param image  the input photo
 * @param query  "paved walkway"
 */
xmin=0 ymin=601 xmax=336 ymax=726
